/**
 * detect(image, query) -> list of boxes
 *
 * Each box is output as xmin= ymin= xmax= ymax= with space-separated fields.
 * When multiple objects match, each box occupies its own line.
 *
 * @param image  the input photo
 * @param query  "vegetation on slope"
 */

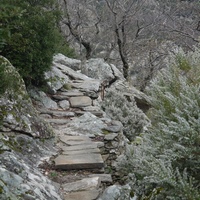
xmin=117 ymin=47 xmax=200 ymax=199
xmin=0 ymin=0 xmax=75 ymax=87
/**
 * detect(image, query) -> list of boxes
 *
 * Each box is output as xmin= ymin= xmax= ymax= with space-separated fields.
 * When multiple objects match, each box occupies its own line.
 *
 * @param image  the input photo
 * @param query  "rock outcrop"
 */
xmin=0 ymin=54 xmax=149 ymax=200
xmin=0 ymin=57 xmax=60 ymax=199
xmin=0 ymin=56 xmax=54 ymax=138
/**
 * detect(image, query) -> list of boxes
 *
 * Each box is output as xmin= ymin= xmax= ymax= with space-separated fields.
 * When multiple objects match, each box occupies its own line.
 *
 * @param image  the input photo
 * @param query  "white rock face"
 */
xmin=0 ymin=135 xmax=62 ymax=200
xmin=53 ymin=62 xmax=92 ymax=81
xmin=81 ymin=58 xmax=125 ymax=84
xmin=53 ymin=53 xmax=81 ymax=70
xmin=45 ymin=66 xmax=69 ymax=94
xmin=0 ymin=56 xmax=53 ymax=138
xmin=29 ymin=88 xmax=58 ymax=110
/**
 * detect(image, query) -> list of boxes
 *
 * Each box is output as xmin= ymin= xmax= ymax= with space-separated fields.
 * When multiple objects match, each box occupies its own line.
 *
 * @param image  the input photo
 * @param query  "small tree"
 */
xmin=0 ymin=0 xmax=72 ymax=86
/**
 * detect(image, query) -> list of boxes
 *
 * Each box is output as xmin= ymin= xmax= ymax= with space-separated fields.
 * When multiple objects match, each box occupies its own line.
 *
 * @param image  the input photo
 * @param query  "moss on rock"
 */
xmin=0 ymin=56 xmax=54 ymax=138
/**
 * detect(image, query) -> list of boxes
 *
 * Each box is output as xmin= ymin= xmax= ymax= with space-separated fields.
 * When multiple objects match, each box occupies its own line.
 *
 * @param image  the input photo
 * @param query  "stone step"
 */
xmin=58 ymin=143 xmax=98 ymax=151
xmin=54 ymin=154 xmax=104 ymax=170
xmin=60 ymin=91 xmax=84 ymax=97
xmin=52 ymin=95 xmax=69 ymax=100
xmin=62 ymin=148 xmax=100 ymax=155
xmin=75 ymin=110 xmax=103 ymax=117
xmin=63 ymin=177 xmax=101 ymax=192
xmin=39 ymin=109 xmax=75 ymax=117
xmin=44 ymin=118 xmax=70 ymax=125
xmin=64 ymin=190 xmax=100 ymax=200
xmin=69 ymin=96 xmax=92 ymax=108
xmin=61 ymin=141 xmax=94 ymax=146
xmin=89 ymin=174 xmax=113 ymax=183
xmin=52 ymin=91 xmax=84 ymax=101
xmin=59 ymin=135 xmax=92 ymax=143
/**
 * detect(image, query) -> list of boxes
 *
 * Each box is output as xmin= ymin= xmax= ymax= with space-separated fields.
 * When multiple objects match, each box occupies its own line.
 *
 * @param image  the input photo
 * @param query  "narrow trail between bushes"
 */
xmin=34 ymin=86 xmax=123 ymax=199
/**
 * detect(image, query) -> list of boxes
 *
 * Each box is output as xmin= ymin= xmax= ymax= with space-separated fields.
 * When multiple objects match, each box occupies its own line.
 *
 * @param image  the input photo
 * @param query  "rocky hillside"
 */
xmin=0 ymin=55 xmax=149 ymax=200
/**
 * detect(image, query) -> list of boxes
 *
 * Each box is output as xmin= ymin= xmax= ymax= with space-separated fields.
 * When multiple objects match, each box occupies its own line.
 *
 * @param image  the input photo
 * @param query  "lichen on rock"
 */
xmin=0 ymin=56 xmax=54 ymax=138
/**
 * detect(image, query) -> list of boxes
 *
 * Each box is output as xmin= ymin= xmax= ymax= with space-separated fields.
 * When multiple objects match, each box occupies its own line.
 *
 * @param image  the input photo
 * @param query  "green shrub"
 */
xmin=0 ymin=0 xmax=75 ymax=86
xmin=0 ymin=56 xmax=19 ymax=95
xmin=117 ymin=47 xmax=200 ymax=199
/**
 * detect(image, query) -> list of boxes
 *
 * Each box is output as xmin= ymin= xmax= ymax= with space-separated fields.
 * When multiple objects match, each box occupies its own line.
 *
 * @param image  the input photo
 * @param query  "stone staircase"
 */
xmin=35 ymin=89 xmax=114 ymax=200
xmin=54 ymin=135 xmax=104 ymax=170
xmin=29 ymin=55 xmax=129 ymax=200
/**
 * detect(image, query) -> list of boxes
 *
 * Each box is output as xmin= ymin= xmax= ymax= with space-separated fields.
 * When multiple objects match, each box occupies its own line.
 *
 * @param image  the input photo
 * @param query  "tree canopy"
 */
xmin=0 ymin=0 xmax=74 ymax=86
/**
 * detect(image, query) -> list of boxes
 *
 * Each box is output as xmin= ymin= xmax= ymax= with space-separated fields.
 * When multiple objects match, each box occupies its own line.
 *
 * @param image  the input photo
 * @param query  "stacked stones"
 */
xmin=29 ymin=54 xmax=128 ymax=200
xmin=101 ymin=131 xmax=127 ymax=182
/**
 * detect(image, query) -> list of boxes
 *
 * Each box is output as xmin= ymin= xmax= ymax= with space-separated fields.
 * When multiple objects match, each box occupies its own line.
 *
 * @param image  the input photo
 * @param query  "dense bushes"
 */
xmin=0 ymin=0 xmax=75 ymax=86
xmin=101 ymin=89 xmax=149 ymax=141
xmin=117 ymin=47 xmax=200 ymax=199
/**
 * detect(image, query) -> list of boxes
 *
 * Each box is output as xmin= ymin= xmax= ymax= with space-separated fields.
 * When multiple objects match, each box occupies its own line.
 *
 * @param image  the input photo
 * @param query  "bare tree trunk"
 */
xmin=62 ymin=0 xmax=92 ymax=59
xmin=115 ymin=25 xmax=129 ymax=79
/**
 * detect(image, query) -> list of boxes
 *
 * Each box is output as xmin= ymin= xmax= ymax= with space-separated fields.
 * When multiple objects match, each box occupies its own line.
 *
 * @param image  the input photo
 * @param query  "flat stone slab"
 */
xmin=71 ymin=80 xmax=100 ymax=92
xmin=61 ymin=91 xmax=84 ymax=97
xmin=59 ymin=135 xmax=92 ymax=143
xmin=62 ymin=141 xmax=94 ymax=146
xmin=54 ymin=62 xmax=92 ymax=80
xmin=62 ymin=148 xmax=100 ymax=155
xmin=39 ymin=109 xmax=75 ymax=117
xmin=89 ymin=174 xmax=113 ymax=183
xmin=52 ymin=95 xmax=69 ymax=100
xmin=54 ymin=154 xmax=104 ymax=170
xmin=45 ymin=118 xmax=70 ymax=125
xmin=58 ymin=143 xmax=98 ymax=151
xmin=63 ymin=177 xmax=100 ymax=192
xmin=69 ymin=96 xmax=92 ymax=107
xmin=64 ymin=190 xmax=100 ymax=200
xmin=75 ymin=111 xmax=103 ymax=117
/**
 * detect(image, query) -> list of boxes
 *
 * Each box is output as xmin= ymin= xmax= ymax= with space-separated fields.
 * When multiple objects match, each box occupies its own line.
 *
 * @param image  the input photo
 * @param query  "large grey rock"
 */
xmin=63 ymin=177 xmax=101 ymax=192
xmin=45 ymin=66 xmax=69 ymax=94
xmin=81 ymin=58 xmax=124 ymax=83
xmin=104 ymin=120 xmax=123 ymax=133
xmin=0 ymin=134 xmax=61 ymax=200
xmin=29 ymin=88 xmax=58 ymax=110
xmin=53 ymin=62 xmax=92 ymax=81
xmin=89 ymin=174 xmax=113 ymax=183
xmin=58 ymin=100 xmax=70 ymax=109
xmin=98 ymin=184 xmax=132 ymax=200
xmin=71 ymin=79 xmax=100 ymax=92
xmin=69 ymin=96 xmax=92 ymax=107
xmin=109 ymin=80 xmax=150 ymax=112
xmin=0 ymin=57 xmax=53 ymax=138
xmin=68 ymin=112 xmax=107 ymax=136
xmin=53 ymin=53 xmax=81 ymax=71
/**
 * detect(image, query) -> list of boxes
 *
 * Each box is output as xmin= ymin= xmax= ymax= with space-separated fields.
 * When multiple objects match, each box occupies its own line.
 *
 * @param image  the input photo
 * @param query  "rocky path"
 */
xmin=1 ymin=54 xmax=149 ymax=200
xmin=28 ymin=54 xmax=134 ymax=199
xmin=35 ymin=88 xmax=119 ymax=200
